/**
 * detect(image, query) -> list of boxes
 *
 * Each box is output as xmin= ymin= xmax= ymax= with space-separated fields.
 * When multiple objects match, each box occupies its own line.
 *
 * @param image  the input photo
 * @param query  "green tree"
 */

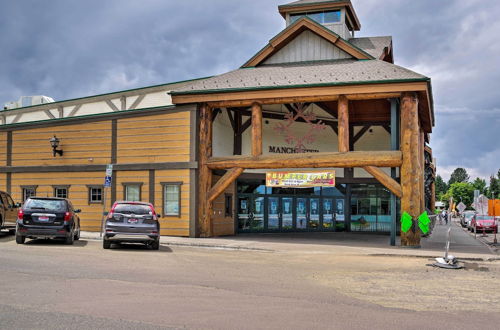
xmin=447 ymin=182 xmax=475 ymax=208
xmin=488 ymin=171 xmax=500 ymax=198
xmin=435 ymin=175 xmax=448 ymax=200
xmin=448 ymin=168 xmax=470 ymax=185
xmin=472 ymin=177 xmax=487 ymax=195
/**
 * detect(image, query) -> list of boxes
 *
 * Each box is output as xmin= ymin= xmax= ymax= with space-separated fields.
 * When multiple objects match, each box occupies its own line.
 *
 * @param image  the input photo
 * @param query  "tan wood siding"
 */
xmin=11 ymin=171 xmax=108 ymax=232
xmin=11 ymin=122 xmax=112 ymax=166
xmin=212 ymin=175 xmax=236 ymax=236
xmin=117 ymin=112 xmax=191 ymax=163
xmin=0 ymin=132 xmax=7 ymax=164
xmin=155 ymin=169 xmax=191 ymax=237
xmin=0 ymin=173 xmax=6 ymax=191
xmin=115 ymin=171 xmax=150 ymax=202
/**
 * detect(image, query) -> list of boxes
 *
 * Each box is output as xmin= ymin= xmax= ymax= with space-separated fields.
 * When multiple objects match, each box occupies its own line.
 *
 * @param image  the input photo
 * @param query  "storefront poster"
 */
xmin=266 ymin=171 xmax=336 ymax=187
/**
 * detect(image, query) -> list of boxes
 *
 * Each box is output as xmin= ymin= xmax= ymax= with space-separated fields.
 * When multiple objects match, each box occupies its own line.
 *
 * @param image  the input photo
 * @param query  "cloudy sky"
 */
xmin=1 ymin=0 xmax=499 ymax=182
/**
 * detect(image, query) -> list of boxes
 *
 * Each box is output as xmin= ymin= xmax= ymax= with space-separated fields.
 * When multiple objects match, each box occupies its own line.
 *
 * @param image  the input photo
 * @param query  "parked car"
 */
xmin=461 ymin=211 xmax=476 ymax=228
xmin=469 ymin=215 xmax=497 ymax=233
xmin=16 ymin=197 xmax=81 ymax=245
xmin=0 ymin=191 xmax=21 ymax=233
xmin=103 ymin=201 xmax=160 ymax=250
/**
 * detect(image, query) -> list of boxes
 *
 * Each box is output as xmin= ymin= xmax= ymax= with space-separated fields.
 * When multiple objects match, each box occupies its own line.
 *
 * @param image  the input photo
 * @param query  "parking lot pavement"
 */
xmin=1 ymin=230 xmax=500 ymax=330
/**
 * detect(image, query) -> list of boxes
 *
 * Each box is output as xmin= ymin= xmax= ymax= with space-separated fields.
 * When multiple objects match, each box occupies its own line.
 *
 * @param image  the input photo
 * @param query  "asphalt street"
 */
xmin=1 ymin=231 xmax=499 ymax=330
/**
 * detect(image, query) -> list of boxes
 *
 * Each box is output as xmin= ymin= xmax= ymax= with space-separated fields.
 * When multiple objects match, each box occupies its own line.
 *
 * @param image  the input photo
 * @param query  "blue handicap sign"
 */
xmin=104 ymin=176 xmax=112 ymax=187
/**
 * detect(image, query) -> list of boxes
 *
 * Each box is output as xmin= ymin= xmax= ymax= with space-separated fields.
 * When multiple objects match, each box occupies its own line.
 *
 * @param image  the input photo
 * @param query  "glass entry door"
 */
xmin=296 ymin=198 xmax=307 ymax=229
xmin=281 ymin=197 xmax=294 ymax=230
xmin=237 ymin=195 xmax=345 ymax=233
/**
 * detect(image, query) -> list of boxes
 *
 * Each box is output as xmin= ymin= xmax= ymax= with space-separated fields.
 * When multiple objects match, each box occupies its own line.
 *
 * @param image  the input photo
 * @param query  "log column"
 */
xmin=419 ymin=129 xmax=426 ymax=212
xmin=199 ymin=104 xmax=213 ymax=237
xmin=338 ymin=95 xmax=349 ymax=152
xmin=400 ymin=92 xmax=422 ymax=247
xmin=251 ymin=102 xmax=263 ymax=156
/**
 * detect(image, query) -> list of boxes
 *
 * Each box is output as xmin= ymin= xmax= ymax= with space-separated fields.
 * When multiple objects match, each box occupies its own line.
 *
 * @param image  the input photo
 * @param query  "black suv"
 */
xmin=16 ymin=197 xmax=81 ymax=245
xmin=1 ymin=191 xmax=20 ymax=233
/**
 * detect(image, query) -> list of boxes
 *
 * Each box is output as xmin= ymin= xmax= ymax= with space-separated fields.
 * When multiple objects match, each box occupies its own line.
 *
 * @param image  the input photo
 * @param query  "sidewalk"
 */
xmin=81 ymin=221 xmax=498 ymax=261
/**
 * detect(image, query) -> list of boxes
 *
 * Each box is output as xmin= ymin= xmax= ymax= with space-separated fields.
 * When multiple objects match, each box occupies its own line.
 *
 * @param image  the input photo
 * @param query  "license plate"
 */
xmin=38 ymin=216 xmax=49 ymax=222
xmin=128 ymin=219 xmax=138 ymax=224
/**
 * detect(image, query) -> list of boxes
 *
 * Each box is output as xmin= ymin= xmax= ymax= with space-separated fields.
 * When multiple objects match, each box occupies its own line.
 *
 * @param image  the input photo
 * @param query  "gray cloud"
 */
xmin=1 ymin=0 xmax=499 ymax=181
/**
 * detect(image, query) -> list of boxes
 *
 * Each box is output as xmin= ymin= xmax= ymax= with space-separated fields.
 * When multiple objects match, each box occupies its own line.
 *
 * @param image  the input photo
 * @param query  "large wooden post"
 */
xmin=400 ymin=92 xmax=422 ymax=247
xmin=251 ymin=102 xmax=263 ymax=156
xmin=338 ymin=95 xmax=349 ymax=152
xmin=419 ymin=129 xmax=426 ymax=212
xmin=199 ymin=104 xmax=213 ymax=237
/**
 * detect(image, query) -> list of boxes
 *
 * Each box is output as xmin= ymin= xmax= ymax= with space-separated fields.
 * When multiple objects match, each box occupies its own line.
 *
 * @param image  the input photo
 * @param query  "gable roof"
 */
xmin=242 ymin=16 xmax=373 ymax=68
xmin=349 ymin=36 xmax=393 ymax=61
xmin=278 ymin=0 xmax=361 ymax=31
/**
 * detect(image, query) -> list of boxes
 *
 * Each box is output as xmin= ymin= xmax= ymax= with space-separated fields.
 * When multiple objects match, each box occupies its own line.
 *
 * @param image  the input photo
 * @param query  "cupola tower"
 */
xmin=278 ymin=0 xmax=361 ymax=40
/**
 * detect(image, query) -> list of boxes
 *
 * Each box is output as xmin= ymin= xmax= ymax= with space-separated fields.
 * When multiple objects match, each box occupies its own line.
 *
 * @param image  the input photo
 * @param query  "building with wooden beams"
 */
xmin=0 ymin=0 xmax=435 ymax=246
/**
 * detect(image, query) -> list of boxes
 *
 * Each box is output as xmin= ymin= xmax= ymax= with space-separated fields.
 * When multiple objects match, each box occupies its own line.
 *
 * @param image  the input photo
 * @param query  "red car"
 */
xmin=470 ymin=215 xmax=497 ymax=233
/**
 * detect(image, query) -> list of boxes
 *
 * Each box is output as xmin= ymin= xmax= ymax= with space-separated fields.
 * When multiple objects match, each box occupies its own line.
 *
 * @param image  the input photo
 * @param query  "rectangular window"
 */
xmin=162 ymin=182 xmax=182 ymax=217
xmin=124 ymin=184 xmax=141 ymax=202
xmin=323 ymin=10 xmax=341 ymax=23
xmin=119 ymin=183 xmax=144 ymax=202
xmin=53 ymin=186 xmax=69 ymax=199
xmin=224 ymin=194 xmax=233 ymax=217
xmin=290 ymin=10 xmax=341 ymax=24
xmin=21 ymin=186 xmax=37 ymax=202
xmin=88 ymin=186 xmax=103 ymax=204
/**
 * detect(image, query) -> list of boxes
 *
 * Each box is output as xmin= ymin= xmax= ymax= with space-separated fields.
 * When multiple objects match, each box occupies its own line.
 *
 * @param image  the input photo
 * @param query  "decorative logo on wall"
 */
xmin=273 ymin=103 xmax=327 ymax=153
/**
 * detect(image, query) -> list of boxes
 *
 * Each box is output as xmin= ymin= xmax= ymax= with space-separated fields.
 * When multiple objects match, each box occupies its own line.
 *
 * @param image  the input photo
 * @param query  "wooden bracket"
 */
xmin=363 ymin=166 xmax=402 ymax=198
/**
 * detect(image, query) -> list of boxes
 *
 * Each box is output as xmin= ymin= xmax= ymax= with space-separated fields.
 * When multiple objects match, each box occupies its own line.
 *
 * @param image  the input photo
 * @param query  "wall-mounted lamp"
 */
xmin=50 ymin=135 xmax=63 ymax=157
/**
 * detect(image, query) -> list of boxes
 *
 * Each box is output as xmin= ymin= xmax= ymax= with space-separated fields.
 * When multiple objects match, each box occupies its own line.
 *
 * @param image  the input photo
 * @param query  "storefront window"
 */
xmin=351 ymin=184 xmax=391 ymax=232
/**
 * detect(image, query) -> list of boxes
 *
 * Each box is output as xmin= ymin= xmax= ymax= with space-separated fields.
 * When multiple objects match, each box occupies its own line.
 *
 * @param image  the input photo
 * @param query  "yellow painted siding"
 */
xmin=115 ymin=171 xmax=150 ymax=203
xmin=0 ymin=132 xmax=6 ymax=164
xmin=117 ymin=112 xmax=191 ymax=164
xmin=155 ymin=169 xmax=190 ymax=237
xmin=12 ymin=122 xmax=112 ymax=166
xmin=11 ymin=171 xmax=109 ymax=232
xmin=0 ymin=173 xmax=6 ymax=192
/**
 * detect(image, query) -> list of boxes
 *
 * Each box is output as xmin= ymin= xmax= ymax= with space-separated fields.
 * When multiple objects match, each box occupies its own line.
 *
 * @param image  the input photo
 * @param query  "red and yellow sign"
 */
xmin=266 ymin=171 xmax=336 ymax=188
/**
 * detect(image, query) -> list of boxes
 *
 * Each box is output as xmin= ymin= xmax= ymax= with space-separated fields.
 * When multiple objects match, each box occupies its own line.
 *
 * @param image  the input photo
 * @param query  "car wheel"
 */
xmin=74 ymin=227 xmax=80 ymax=241
xmin=150 ymin=238 xmax=160 ymax=250
xmin=65 ymin=230 xmax=74 ymax=245
xmin=103 ymin=239 xmax=111 ymax=249
xmin=15 ymin=233 xmax=25 ymax=244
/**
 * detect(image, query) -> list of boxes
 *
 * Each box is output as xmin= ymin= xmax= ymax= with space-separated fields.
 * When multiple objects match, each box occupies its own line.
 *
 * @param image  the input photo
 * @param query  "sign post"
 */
xmin=100 ymin=164 xmax=113 ymax=238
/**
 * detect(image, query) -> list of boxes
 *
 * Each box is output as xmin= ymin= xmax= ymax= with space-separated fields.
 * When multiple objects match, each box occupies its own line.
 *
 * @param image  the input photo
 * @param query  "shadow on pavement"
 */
xmin=24 ymin=238 xmax=88 ymax=247
xmin=105 ymin=242 xmax=172 ymax=253
xmin=0 ymin=230 xmax=15 ymax=242
xmin=224 ymin=232 xmax=398 ymax=249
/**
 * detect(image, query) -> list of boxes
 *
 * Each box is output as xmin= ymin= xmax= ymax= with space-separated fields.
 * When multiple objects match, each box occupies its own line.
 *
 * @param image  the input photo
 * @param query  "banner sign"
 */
xmin=266 ymin=171 xmax=335 ymax=188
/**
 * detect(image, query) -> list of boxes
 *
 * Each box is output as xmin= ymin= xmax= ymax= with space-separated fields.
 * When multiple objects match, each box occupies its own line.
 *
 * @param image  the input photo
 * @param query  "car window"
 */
xmin=24 ymin=199 xmax=67 ymax=212
xmin=6 ymin=195 xmax=15 ymax=208
xmin=113 ymin=204 xmax=152 ymax=215
xmin=476 ymin=216 xmax=493 ymax=221
xmin=0 ymin=193 xmax=7 ymax=206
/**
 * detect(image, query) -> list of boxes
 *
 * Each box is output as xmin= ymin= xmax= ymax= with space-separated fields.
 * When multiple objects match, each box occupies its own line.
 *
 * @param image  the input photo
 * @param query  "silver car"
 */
xmin=103 ymin=201 xmax=160 ymax=250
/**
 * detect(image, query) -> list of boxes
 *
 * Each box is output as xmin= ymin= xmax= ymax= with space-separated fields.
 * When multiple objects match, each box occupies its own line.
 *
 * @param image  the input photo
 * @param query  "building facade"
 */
xmin=0 ymin=0 xmax=435 ymax=246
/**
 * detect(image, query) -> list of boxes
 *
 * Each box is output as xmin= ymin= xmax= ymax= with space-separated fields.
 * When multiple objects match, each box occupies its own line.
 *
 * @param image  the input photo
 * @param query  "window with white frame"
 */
xmin=21 ymin=186 xmax=37 ymax=202
xmin=162 ymin=182 xmax=182 ymax=217
xmin=123 ymin=183 xmax=142 ymax=202
xmin=53 ymin=186 xmax=69 ymax=199
xmin=88 ymin=186 xmax=104 ymax=204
